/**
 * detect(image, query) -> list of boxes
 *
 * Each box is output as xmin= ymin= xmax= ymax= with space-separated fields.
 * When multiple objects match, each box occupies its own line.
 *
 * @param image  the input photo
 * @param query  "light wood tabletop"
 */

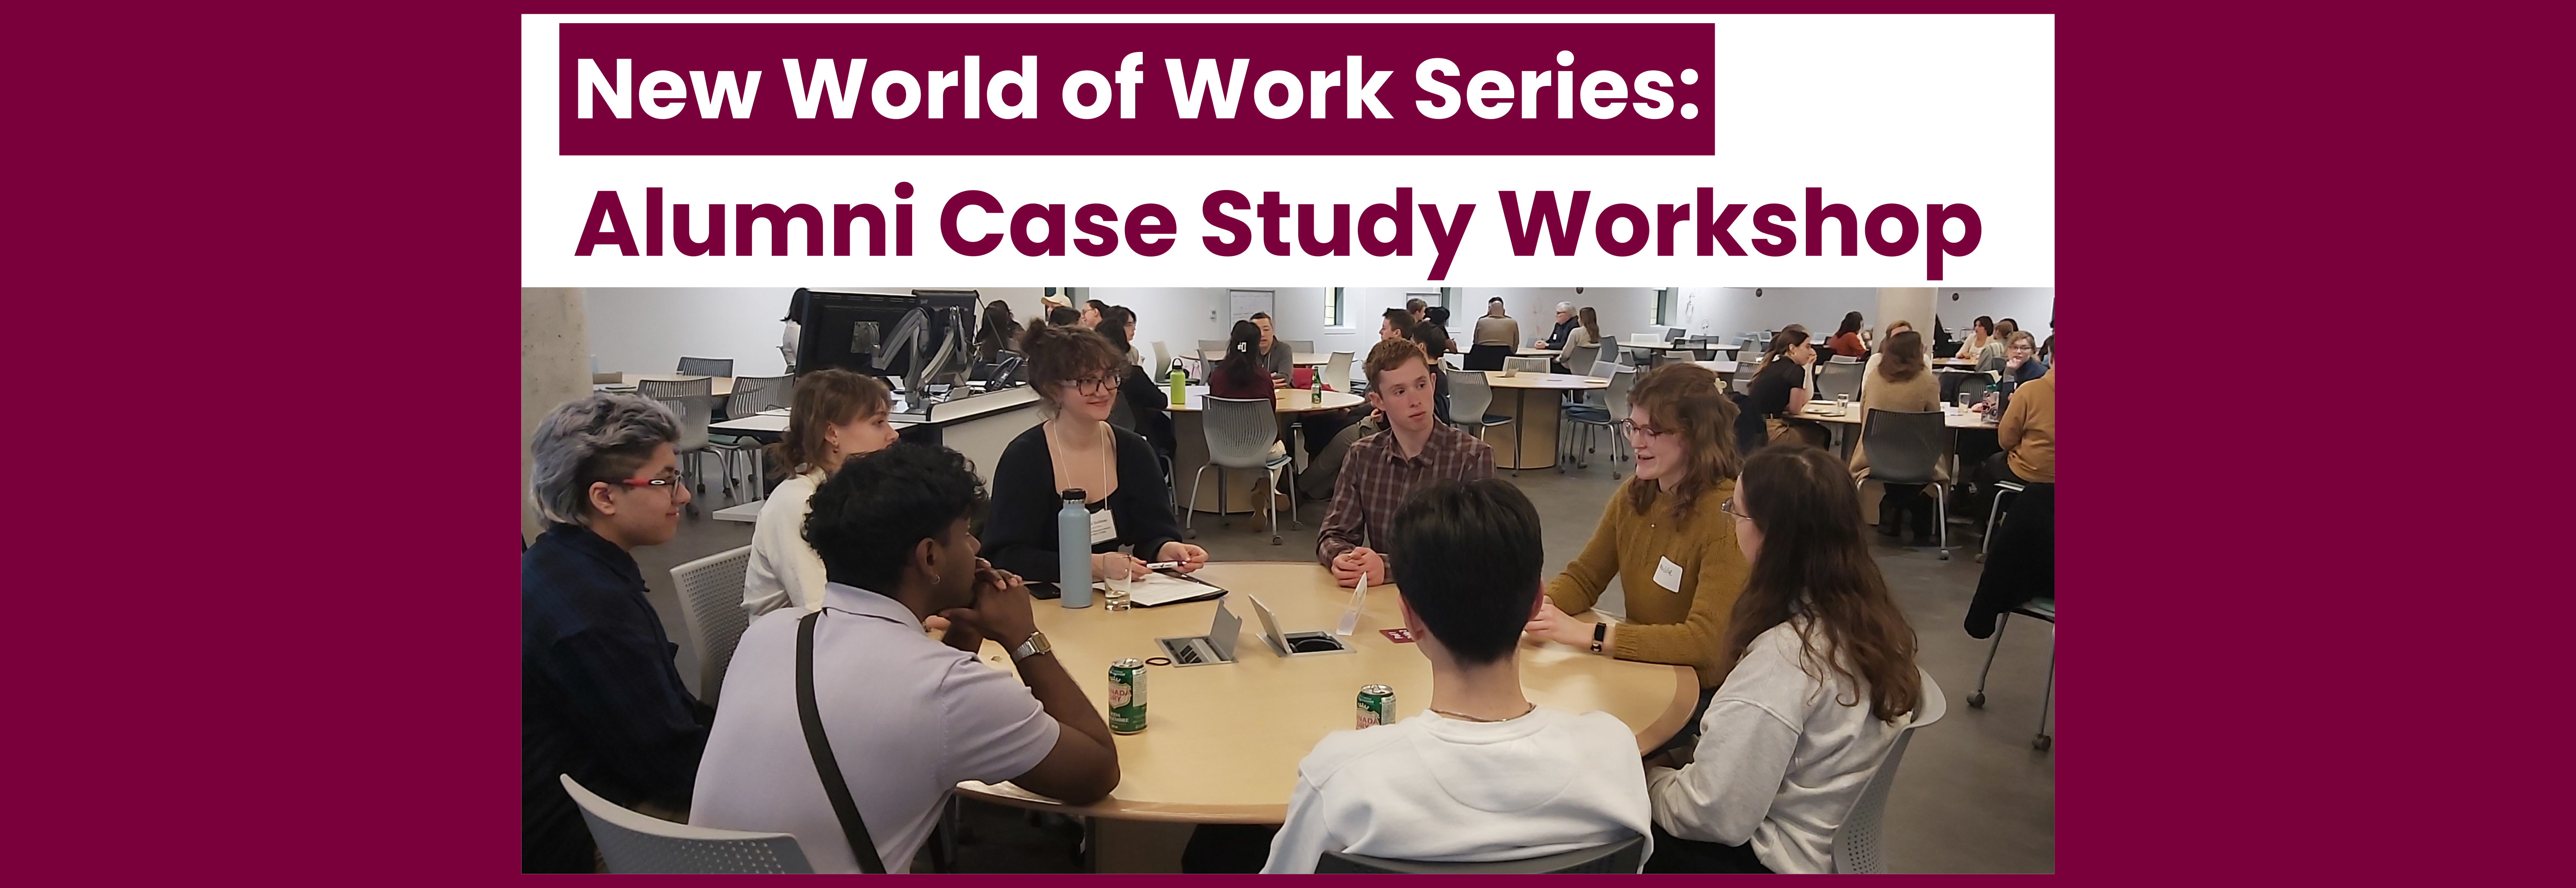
xmin=1292 ymin=352 xmax=1333 ymax=366
xmin=1798 ymin=401 xmax=1997 ymax=429
xmin=604 ymin=372 xmax=736 ymax=398
xmin=953 ymin=562 xmax=1697 ymax=823
xmin=1694 ymin=360 xmax=1740 ymax=375
xmin=1483 ymin=371 xmax=1609 ymax=390
xmin=1516 ymin=347 xmax=1561 ymax=356
xmin=1166 ymin=385 xmax=1365 ymax=414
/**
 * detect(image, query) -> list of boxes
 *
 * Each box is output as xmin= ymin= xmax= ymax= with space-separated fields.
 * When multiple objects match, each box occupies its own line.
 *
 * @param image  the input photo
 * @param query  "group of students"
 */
xmin=520 ymin=299 xmax=1989 ymax=874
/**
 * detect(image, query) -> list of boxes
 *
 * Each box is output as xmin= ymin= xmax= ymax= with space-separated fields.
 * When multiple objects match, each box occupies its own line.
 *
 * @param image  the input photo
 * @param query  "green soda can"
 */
xmin=1356 ymin=684 xmax=1396 ymax=729
xmin=1108 ymin=658 xmax=1148 ymax=734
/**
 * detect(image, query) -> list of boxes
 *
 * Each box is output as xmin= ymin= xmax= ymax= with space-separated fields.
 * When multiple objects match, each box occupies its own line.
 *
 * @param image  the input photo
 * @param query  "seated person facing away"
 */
xmin=1406 ymin=319 xmax=1456 ymax=423
xmin=984 ymin=323 xmax=1208 ymax=582
xmin=1316 ymin=338 xmax=1495 ymax=587
xmin=744 ymin=369 xmax=900 ymax=617
xmin=1528 ymin=364 xmax=1750 ymax=696
xmin=522 ymin=394 xmax=712 ymax=872
xmin=1849 ymin=330 xmax=1945 ymax=545
xmin=1645 ymin=445 xmax=1923 ymax=874
xmin=1207 ymin=319 xmax=1281 ymax=401
xmin=691 ymin=444 xmax=1122 ymax=873
xmin=1264 ymin=479 xmax=1653 ymax=872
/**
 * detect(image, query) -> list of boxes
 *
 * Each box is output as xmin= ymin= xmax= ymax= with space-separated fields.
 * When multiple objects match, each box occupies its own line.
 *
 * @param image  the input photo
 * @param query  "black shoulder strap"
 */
xmin=798 ymin=611 xmax=888 ymax=874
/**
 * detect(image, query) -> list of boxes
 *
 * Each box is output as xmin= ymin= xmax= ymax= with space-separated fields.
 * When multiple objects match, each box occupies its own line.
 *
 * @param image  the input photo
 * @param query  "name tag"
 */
xmin=1653 ymin=556 xmax=1684 ymax=592
xmin=1089 ymin=509 xmax=1118 ymax=546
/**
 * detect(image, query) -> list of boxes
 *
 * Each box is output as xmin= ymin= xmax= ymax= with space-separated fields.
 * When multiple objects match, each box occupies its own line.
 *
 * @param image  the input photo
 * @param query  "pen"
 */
xmin=1144 ymin=561 xmax=1182 ymax=570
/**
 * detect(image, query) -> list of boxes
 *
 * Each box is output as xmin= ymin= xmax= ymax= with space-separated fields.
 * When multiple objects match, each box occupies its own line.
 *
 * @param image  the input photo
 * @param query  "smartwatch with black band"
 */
xmin=1590 ymin=622 xmax=1607 ymax=654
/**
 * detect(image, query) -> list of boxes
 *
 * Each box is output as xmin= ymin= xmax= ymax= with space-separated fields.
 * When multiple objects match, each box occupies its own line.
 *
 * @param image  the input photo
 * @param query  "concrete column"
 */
xmin=1876 ymin=287 xmax=1936 ymax=341
xmin=523 ymin=288 xmax=591 ymax=543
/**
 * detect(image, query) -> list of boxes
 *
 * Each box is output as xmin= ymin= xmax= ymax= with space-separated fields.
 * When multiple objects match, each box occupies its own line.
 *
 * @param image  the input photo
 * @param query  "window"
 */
xmin=1653 ymin=288 xmax=1674 ymax=325
xmin=1325 ymin=287 xmax=1344 ymax=327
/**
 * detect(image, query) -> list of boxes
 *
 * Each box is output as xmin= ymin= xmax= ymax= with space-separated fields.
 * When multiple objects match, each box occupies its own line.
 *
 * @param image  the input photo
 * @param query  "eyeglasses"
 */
xmin=1058 ymin=374 xmax=1120 ymax=396
xmin=1720 ymin=498 xmax=1753 ymax=522
xmin=606 ymin=473 xmax=684 ymax=495
xmin=1615 ymin=419 xmax=1672 ymax=439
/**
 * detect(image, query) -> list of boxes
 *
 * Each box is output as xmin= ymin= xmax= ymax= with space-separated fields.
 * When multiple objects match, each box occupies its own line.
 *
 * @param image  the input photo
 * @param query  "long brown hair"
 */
xmin=766 ymin=368 xmax=892 ymax=478
xmin=1621 ymin=363 xmax=1742 ymax=520
xmin=1578 ymin=306 xmax=1600 ymax=342
xmin=1876 ymin=330 xmax=1927 ymax=383
xmin=1761 ymin=329 xmax=1808 ymax=362
xmin=1722 ymin=445 xmax=1920 ymax=723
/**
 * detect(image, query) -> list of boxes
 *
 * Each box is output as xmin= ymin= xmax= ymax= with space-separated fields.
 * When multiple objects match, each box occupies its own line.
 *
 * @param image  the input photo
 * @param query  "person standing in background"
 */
xmin=1466 ymin=298 xmax=1519 ymax=371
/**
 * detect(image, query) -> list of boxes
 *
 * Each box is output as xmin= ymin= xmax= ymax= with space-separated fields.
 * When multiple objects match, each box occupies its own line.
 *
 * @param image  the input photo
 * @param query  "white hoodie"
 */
xmin=1261 ymin=708 xmax=1653 ymax=873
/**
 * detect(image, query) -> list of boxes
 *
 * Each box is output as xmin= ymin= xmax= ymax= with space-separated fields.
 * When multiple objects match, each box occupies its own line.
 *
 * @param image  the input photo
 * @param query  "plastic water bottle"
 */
xmin=1057 ymin=490 xmax=1093 ymax=608
xmin=1169 ymin=368 xmax=1186 ymax=405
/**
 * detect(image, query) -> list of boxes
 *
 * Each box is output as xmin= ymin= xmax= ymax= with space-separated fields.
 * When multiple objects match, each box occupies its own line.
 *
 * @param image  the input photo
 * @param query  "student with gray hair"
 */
xmin=522 ymin=393 xmax=712 ymax=873
xmin=1533 ymin=300 xmax=1581 ymax=351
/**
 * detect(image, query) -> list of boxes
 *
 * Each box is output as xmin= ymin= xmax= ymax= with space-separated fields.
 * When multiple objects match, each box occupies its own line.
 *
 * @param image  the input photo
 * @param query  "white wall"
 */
xmin=1930 ymin=288 xmax=2056 ymax=342
xmin=1670 ymin=287 xmax=2053 ymax=345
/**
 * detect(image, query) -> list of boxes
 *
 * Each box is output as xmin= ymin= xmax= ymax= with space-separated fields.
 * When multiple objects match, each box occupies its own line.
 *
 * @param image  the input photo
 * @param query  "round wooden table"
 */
xmin=1169 ymin=386 xmax=1366 ymax=514
xmin=1292 ymin=352 xmax=1331 ymax=367
xmin=1480 ymin=372 xmax=1608 ymax=471
xmin=954 ymin=562 xmax=1698 ymax=824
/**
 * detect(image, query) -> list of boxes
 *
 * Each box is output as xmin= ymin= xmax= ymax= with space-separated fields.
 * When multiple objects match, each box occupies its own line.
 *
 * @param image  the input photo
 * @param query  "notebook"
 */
xmin=1103 ymin=572 xmax=1229 ymax=607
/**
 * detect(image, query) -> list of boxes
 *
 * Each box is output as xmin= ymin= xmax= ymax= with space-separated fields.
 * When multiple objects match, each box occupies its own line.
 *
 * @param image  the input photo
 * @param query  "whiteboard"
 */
xmin=1228 ymin=289 xmax=1275 ymax=323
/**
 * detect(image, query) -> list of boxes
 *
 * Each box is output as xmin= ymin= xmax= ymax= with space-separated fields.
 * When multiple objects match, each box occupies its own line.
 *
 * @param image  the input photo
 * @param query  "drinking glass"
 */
xmin=1103 ymin=547 xmax=1135 ymax=611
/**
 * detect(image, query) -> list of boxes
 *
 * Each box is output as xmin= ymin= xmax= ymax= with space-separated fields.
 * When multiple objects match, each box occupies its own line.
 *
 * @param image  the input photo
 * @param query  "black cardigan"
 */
xmin=983 ymin=422 xmax=1186 ymax=582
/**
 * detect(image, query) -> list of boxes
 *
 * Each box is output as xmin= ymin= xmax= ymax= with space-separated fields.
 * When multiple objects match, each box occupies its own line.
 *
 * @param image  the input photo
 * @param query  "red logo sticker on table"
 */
xmin=1380 ymin=628 xmax=1416 ymax=643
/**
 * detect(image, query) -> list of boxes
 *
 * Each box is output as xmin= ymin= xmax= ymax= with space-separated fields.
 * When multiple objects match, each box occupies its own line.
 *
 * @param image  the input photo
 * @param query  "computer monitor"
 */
xmin=791 ymin=289 xmax=924 ymax=378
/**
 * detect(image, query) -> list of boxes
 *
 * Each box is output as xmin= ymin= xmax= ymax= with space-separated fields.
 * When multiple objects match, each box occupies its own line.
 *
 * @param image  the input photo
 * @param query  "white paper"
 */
xmin=1654 ymin=556 xmax=1685 ymax=592
xmin=1111 ymin=573 xmax=1225 ymax=607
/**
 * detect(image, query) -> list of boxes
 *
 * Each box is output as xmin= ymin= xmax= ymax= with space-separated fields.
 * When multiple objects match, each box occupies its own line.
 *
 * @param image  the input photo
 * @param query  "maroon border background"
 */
xmin=18 ymin=2 xmax=2539 ymax=880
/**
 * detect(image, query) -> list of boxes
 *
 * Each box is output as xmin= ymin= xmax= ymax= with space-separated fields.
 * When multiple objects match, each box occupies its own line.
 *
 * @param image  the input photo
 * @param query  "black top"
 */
xmin=522 ymin=524 xmax=713 ymax=873
xmin=1543 ymin=316 xmax=1581 ymax=349
xmin=1745 ymin=359 xmax=1808 ymax=418
xmin=984 ymin=422 xmax=1187 ymax=582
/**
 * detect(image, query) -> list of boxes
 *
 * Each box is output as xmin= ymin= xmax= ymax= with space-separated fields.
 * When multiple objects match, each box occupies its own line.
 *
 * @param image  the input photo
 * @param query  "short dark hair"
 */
xmin=1405 ymin=297 xmax=1428 ymax=313
xmin=1387 ymin=479 xmax=1545 ymax=666
xmin=1048 ymin=306 xmax=1080 ymax=326
xmin=1382 ymin=307 xmax=1412 ymax=329
xmin=1250 ymin=311 xmax=1270 ymax=322
xmin=805 ymin=443 xmax=988 ymax=594
xmin=1406 ymin=320 xmax=1449 ymax=360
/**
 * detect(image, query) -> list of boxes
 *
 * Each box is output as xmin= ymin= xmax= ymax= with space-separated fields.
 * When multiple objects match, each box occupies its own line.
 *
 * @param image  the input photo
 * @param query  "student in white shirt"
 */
xmin=1262 ymin=478 xmax=1653 ymax=873
xmin=1644 ymin=445 xmax=1925 ymax=873
xmin=692 ymin=444 xmax=1121 ymax=873
xmin=742 ymin=369 xmax=900 ymax=617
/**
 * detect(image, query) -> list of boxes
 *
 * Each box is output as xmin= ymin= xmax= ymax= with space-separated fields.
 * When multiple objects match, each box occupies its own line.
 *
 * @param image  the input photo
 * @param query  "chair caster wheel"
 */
xmin=1937 ymin=550 xmax=1950 ymax=561
xmin=1271 ymin=535 xmax=1282 ymax=545
xmin=1612 ymin=473 xmax=1621 ymax=479
xmin=1966 ymin=691 xmax=1986 ymax=708
xmin=1975 ymin=553 xmax=1986 ymax=563
xmin=2033 ymin=735 xmax=2052 ymax=751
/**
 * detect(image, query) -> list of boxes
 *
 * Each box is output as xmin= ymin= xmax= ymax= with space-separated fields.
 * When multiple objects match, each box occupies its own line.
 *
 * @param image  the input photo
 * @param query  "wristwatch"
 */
xmin=1010 ymin=630 xmax=1054 ymax=663
xmin=1590 ymin=622 xmax=1608 ymax=654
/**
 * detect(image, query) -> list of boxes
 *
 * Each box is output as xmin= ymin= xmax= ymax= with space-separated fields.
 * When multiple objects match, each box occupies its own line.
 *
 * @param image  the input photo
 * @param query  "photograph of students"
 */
xmin=743 ymin=369 xmax=901 ymax=617
xmin=982 ymin=324 xmax=1208 ymax=582
xmin=1644 ymin=445 xmax=1923 ymax=874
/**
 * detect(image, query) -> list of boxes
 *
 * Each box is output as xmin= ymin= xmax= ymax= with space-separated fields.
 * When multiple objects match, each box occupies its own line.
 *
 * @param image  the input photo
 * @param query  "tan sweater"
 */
xmin=2000 ymin=369 xmax=2055 ymax=482
xmin=1545 ymin=481 xmax=1748 ymax=688
xmin=1473 ymin=315 xmax=1521 ymax=347
xmin=1849 ymin=367 xmax=1945 ymax=481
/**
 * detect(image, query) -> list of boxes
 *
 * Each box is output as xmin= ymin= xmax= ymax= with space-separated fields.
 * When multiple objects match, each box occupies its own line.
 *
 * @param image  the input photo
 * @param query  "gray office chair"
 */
xmin=1814 ymin=361 xmax=1867 ymax=403
xmin=1187 ymin=395 xmax=1297 ymax=545
xmin=1443 ymin=368 xmax=1519 ymax=475
xmin=1317 ymin=834 xmax=1645 ymax=874
xmin=1830 ymin=669 xmax=1948 ymax=872
xmin=675 ymin=356 xmax=734 ymax=378
xmin=1966 ymin=597 xmax=2056 ymax=751
xmin=652 ymin=392 xmax=721 ymax=515
xmin=1283 ymin=339 xmax=1314 ymax=355
xmin=669 ymin=546 xmax=753 ymax=706
xmin=1855 ymin=409 xmax=1950 ymax=559
xmin=1560 ymin=364 xmax=1634 ymax=474
xmin=1938 ymin=369 xmax=1982 ymax=406
xmin=712 ymin=375 xmax=791 ymax=498
xmin=561 ymin=774 xmax=814 ymax=873
xmin=1559 ymin=342 xmax=1602 ymax=376
xmin=1978 ymin=480 xmax=2028 ymax=563
xmin=636 ymin=376 xmax=713 ymax=402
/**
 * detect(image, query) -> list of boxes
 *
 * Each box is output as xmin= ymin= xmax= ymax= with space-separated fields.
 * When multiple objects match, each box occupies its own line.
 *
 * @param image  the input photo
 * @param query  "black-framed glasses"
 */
xmin=1058 ymin=374 xmax=1120 ymax=396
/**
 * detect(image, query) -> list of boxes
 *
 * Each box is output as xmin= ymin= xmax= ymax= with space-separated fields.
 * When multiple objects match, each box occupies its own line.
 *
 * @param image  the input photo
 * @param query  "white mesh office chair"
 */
xmin=1503 ymin=355 xmax=1551 ymax=376
xmin=1829 ymin=669 xmax=1947 ymax=873
xmin=1443 ymin=368 xmax=1519 ymax=475
xmin=1559 ymin=342 xmax=1602 ymax=376
xmin=649 ymin=392 xmax=721 ymax=516
xmin=1188 ymin=395 xmax=1297 ymax=545
xmin=711 ymin=375 xmax=790 ymax=502
xmin=675 ymin=356 xmax=735 ymax=378
xmin=669 ymin=545 xmax=753 ymax=706
xmin=563 ymin=774 xmax=813 ymax=873
xmin=1151 ymin=341 xmax=1172 ymax=375
xmin=1318 ymin=834 xmax=1646 ymax=874
xmin=1322 ymin=350 xmax=1354 ymax=394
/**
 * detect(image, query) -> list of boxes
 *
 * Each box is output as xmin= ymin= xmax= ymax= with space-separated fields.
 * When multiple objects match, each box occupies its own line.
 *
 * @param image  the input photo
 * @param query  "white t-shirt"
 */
xmin=690 ymin=584 xmax=1061 ymax=873
xmin=1261 ymin=707 xmax=1653 ymax=873
xmin=1646 ymin=620 xmax=1912 ymax=873
xmin=743 ymin=469 xmax=826 ymax=617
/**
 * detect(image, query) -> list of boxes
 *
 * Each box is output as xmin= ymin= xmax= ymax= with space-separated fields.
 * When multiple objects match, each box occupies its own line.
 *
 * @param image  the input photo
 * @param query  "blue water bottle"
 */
xmin=1057 ymin=489 xmax=1093 ymax=608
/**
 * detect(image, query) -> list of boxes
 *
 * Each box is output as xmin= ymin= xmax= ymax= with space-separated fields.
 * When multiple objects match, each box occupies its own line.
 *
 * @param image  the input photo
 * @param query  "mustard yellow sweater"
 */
xmin=1545 ymin=481 xmax=1749 ymax=688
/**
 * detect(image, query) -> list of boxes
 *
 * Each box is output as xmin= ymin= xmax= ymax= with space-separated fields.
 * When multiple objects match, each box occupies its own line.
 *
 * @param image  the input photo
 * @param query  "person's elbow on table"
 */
xmin=1011 ymin=727 xmax=1121 ymax=805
